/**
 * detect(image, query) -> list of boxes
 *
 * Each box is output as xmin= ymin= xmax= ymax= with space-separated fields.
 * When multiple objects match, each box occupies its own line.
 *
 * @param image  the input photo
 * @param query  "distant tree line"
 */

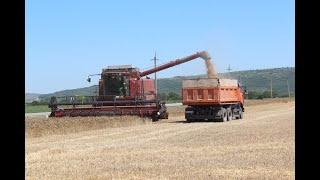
xmin=27 ymin=90 xmax=294 ymax=106
xmin=26 ymin=101 xmax=48 ymax=106
xmin=27 ymin=95 xmax=93 ymax=105
xmin=157 ymin=90 xmax=294 ymax=102
xmin=246 ymin=90 xmax=294 ymax=99
xmin=157 ymin=92 xmax=182 ymax=102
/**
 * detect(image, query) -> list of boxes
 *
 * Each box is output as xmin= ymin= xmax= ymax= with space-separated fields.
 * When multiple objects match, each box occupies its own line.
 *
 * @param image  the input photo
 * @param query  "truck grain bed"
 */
xmin=182 ymin=78 xmax=244 ymax=106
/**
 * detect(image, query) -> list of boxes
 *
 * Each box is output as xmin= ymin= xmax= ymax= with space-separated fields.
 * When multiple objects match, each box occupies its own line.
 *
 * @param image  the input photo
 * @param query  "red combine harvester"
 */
xmin=49 ymin=51 xmax=211 ymax=121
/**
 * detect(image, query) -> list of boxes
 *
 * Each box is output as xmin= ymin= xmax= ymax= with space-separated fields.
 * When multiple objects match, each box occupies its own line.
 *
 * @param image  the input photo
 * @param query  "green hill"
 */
xmin=37 ymin=67 xmax=295 ymax=101
xmin=158 ymin=67 xmax=294 ymax=96
xmin=25 ymin=93 xmax=41 ymax=103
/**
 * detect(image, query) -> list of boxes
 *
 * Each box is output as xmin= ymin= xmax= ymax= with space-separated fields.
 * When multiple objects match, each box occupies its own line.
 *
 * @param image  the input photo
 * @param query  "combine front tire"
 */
xmin=151 ymin=115 xmax=159 ymax=122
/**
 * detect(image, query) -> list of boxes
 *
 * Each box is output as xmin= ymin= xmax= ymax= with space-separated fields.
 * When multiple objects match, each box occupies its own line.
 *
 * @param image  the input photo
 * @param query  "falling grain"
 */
xmin=204 ymin=59 xmax=217 ymax=79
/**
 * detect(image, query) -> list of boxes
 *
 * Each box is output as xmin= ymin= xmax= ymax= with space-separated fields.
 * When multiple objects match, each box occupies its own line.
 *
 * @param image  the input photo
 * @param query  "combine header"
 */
xmin=49 ymin=51 xmax=211 ymax=121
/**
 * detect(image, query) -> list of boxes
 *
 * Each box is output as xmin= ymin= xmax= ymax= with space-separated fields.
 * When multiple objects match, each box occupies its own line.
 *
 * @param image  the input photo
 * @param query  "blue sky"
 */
xmin=26 ymin=0 xmax=294 ymax=94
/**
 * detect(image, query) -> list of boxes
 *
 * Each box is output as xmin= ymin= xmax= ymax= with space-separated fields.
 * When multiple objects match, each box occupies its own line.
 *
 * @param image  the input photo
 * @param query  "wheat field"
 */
xmin=25 ymin=99 xmax=295 ymax=179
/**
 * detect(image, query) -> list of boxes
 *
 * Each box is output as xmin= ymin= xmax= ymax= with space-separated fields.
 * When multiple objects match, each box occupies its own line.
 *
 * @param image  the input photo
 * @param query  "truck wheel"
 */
xmin=227 ymin=108 xmax=233 ymax=121
xmin=221 ymin=108 xmax=227 ymax=122
xmin=235 ymin=110 xmax=240 ymax=119
xmin=239 ymin=107 xmax=243 ymax=119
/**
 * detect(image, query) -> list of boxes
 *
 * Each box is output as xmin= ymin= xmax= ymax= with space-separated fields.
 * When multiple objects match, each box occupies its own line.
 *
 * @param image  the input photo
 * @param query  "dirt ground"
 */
xmin=25 ymin=99 xmax=295 ymax=179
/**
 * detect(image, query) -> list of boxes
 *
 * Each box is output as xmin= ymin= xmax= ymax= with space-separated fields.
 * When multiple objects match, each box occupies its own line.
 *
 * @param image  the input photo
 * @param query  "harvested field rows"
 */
xmin=26 ymin=100 xmax=295 ymax=179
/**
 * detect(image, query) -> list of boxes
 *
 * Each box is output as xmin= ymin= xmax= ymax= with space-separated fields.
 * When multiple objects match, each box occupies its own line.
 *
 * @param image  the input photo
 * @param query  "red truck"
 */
xmin=182 ymin=78 xmax=246 ymax=122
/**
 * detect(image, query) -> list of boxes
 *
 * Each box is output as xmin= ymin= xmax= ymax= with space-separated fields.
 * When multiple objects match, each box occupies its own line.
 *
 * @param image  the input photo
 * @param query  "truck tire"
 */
xmin=239 ymin=111 xmax=243 ymax=119
xmin=227 ymin=108 xmax=233 ymax=121
xmin=221 ymin=108 xmax=227 ymax=122
xmin=239 ymin=107 xmax=243 ymax=119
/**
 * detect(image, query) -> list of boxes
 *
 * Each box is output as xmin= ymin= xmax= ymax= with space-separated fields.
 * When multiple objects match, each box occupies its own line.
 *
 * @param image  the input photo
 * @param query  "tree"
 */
xmin=31 ymin=101 xmax=40 ymax=105
xmin=257 ymin=94 xmax=264 ymax=99
xmin=167 ymin=92 xmax=181 ymax=101
xmin=157 ymin=93 xmax=167 ymax=101
xmin=261 ymin=90 xmax=278 ymax=98
xmin=247 ymin=91 xmax=262 ymax=99
xmin=262 ymin=91 xmax=271 ymax=98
